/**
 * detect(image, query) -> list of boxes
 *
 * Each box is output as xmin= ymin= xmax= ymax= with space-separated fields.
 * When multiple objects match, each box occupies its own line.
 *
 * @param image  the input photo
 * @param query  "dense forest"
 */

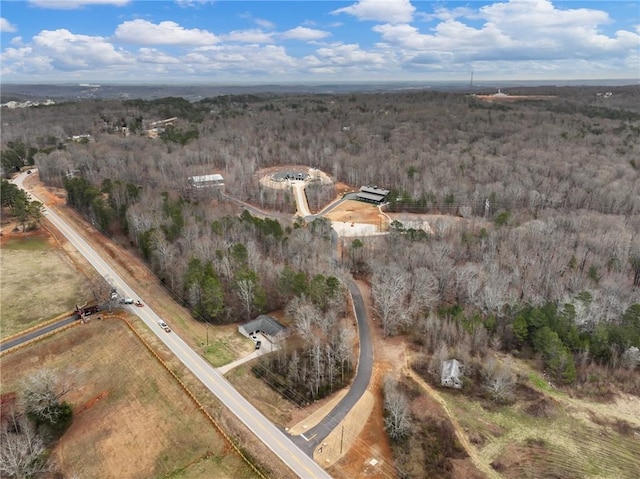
xmin=2 ymin=86 xmax=639 ymax=401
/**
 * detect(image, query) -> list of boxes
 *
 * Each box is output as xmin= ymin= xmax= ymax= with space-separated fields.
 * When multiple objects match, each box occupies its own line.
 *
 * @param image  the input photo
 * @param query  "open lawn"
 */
xmin=225 ymin=362 xmax=298 ymax=427
xmin=0 ymin=234 xmax=91 ymax=339
xmin=198 ymin=324 xmax=257 ymax=367
xmin=0 ymin=317 xmax=258 ymax=479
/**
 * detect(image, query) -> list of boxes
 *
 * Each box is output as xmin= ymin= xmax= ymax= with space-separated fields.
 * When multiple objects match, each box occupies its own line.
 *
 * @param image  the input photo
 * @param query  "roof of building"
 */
xmin=239 ymin=315 xmax=287 ymax=337
xmin=356 ymin=192 xmax=387 ymax=203
xmin=360 ymin=185 xmax=390 ymax=196
xmin=189 ymin=174 xmax=224 ymax=183
xmin=441 ymin=359 xmax=462 ymax=379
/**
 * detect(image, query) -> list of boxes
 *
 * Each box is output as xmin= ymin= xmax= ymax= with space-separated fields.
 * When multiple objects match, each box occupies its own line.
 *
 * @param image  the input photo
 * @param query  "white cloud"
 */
xmin=254 ymin=18 xmax=276 ymax=30
xmin=114 ymin=19 xmax=218 ymax=46
xmin=221 ymin=29 xmax=274 ymax=44
xmin=185 ymin=44 xmax=297 ymax=75
xmin=332 ymin=0 xmax=415 ymax=24
xmin=1 ymin=46 xmax=55 ymax=77
xmin=33 ymin=29 xmax=130 ymax=68
xmin=372 ymin=0 xmax=639 ymax=65
xmin=312 ymin=42 xmax=388 ymax=68
xmin=137 ymin=48 xmax=181 ymax=64
xmin=28 ymin=0 xmax=129 ymax=9
xmin=0 ymin=17 xmax=17 ymax=33
xmin=281 ymin=27 xmax=330 ymax=41
xmin=2 ymin=30 xmax=132 ymax=79
xmin=3 ymin=0 xmax=638 ymax=82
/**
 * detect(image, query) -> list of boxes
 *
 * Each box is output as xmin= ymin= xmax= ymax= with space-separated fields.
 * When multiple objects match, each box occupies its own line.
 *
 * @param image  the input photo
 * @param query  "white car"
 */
xmin=157 ymin=320 xmax=171 ymax=332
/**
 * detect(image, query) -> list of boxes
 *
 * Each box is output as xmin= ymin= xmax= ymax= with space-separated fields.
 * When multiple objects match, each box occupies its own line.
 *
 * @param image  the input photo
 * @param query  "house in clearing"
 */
xmin=238 ymin=315 xmax=288 ymax=342
xmin=441 ymin=359 xmax=464 ymax=389
xmin=356 ymin=185 xmax=389 ymax=204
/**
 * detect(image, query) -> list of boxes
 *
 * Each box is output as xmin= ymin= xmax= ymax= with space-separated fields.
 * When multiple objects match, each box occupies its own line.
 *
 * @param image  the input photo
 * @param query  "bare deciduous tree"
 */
xmin=481 ymin=357 xmax=516 ymax=403
xmin=0 ymin=410 xmax=52 ymax=479
xmin=236 ymin=278 xmax=256 ymax=321
xmin=20 ymin=370 xmax=72 ymax=425
xmin=383 ymin=378 xmax=411 ymax=442
xmin=371 ymin=266 xmax=409 ymax=337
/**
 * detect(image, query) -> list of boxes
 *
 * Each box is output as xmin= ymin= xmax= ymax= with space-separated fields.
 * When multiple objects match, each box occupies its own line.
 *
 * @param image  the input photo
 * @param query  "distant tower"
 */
xmin=470 ymin=71 xmax=474 ymax=89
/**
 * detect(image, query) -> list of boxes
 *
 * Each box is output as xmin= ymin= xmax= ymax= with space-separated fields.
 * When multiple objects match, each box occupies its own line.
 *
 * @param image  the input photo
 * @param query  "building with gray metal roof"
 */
xmin=356 ymin=185 xmax=389 ymax=204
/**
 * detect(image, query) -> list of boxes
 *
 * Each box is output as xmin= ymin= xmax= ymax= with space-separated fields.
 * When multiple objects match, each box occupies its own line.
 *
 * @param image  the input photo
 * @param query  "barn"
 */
xmin=357 ymin=185 xmax=389 ymax=204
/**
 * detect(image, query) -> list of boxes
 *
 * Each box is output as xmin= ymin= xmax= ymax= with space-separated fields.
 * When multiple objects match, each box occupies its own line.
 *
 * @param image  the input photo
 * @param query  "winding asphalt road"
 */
xmin=290 ymin=279 xmax=372 ymax=455
xmin=10 ymin=171 xmax=331 ymax=479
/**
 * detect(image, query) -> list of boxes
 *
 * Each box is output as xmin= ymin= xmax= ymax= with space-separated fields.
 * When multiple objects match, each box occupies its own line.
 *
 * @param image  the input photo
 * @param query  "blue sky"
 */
xmin=1 ymin=0 xmax=638 ymax=83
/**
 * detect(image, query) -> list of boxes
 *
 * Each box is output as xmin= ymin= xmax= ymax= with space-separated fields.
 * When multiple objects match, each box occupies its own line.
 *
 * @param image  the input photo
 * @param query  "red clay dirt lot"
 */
xmin=323 ymin=199 xmax=386 ymax=226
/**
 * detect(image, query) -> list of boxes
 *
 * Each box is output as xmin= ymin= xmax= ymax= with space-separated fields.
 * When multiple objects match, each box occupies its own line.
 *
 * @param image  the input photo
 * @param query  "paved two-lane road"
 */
xmin=11 ymin=171 xmax=331 ymax=479
xmin=0 ymin=315 xmax=78 ymax=353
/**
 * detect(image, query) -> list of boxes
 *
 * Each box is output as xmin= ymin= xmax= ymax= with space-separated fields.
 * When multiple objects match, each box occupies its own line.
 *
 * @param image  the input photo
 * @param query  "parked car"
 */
xmin=255 ymin=341 xmax=262 ymax=350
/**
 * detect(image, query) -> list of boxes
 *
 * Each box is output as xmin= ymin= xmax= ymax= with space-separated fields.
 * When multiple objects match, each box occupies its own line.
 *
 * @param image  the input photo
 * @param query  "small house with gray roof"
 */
xmin=238 ymin=315 xmax=288 ymax=342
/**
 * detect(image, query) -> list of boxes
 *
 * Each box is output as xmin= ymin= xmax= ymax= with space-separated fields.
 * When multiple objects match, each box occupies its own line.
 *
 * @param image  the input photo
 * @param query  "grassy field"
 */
xmin=225 ymin=362 xmax=298 ymax=427
xmin=0 ymin=317 xmax=259 ymax=479
xmin=0 ymin=235 xmax=91 ymax=339
xmin=437 ymin=378 xmax=640 ymax=479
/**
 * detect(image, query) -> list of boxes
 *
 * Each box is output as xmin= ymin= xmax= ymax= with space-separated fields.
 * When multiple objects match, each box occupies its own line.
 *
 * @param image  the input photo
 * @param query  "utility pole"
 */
xmin=340 ymin=425 xmax=344 ymax=454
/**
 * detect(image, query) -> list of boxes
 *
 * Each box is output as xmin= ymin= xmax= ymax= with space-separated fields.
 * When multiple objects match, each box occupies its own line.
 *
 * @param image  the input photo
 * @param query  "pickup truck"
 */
xmin=157 ymin=320 xmax=171 ymax=333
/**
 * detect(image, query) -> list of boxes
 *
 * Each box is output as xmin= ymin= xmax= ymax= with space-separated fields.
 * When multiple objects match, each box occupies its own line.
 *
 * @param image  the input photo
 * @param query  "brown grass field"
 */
xmin=0 ymin=317 xmax=259 ymax=479
xmin=407 ymin=353 xmax=640 ymax=479
xmin=0 ymin=230 xmax=93 ymax=340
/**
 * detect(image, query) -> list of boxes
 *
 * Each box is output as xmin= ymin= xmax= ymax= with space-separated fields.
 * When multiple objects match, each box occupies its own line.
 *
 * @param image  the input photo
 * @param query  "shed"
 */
xmin=441 ymin=359 xmax=463 ymax=389
xmin=238 ymin=315 xmax=287 ymax=341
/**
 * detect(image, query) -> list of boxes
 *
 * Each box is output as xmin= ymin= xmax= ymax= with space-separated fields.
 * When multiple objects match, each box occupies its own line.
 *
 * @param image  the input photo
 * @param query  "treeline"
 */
xmin=366 ymin=210 xmax=640 ymax=384
xmin=1 ymin=141 xmax=46 ymax=175
xmin=63 ymin=176 xmax=140 ymax=232
xmin=4 ymin=87 xmax=637 ymax=218
xmin=0 ymin=178 xmax=45 ymax=231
